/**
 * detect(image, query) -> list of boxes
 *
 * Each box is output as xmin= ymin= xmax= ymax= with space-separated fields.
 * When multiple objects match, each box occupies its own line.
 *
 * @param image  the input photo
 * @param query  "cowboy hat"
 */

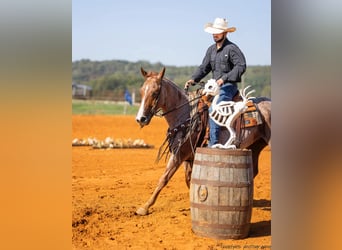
xmin=204 ymin=18 xmax=236 ymax=34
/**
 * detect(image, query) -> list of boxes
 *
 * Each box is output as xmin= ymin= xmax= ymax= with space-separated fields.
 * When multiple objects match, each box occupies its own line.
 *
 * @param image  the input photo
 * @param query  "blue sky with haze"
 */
xmin=72 ymin=0 xmax=270 ymax=66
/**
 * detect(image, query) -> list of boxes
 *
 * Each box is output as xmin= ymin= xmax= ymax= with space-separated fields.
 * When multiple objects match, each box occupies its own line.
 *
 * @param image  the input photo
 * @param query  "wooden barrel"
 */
xmin=190 ymin=147 xmax=254 ymax=239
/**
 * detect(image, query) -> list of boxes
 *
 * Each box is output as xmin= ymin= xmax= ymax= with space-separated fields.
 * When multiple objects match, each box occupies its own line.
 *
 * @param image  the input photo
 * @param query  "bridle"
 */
xmin=149 ymin=83 xmax=162 ymax=117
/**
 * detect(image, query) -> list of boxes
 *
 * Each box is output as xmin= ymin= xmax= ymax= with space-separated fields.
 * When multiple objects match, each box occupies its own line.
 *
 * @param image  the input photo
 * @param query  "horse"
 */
xmin=135 ymin=67 xmax=271 ymax=216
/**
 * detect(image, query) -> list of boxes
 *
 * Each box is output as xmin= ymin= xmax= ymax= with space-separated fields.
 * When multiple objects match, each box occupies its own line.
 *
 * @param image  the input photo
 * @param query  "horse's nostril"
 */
xmin=139 ymin=116 xmax=147 ymax=123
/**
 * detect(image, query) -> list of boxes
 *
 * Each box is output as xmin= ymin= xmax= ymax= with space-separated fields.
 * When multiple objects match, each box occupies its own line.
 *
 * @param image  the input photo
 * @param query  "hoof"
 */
xmin=135 ymin=207 xmax=149 ymax=216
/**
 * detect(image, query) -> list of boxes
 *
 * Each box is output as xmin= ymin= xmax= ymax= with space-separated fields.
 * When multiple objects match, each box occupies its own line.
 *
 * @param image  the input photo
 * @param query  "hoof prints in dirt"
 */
xmin=72 ymin=204 xmax=140 ymax=247
xmin=72 ymin=218 xmax=88 ymax=228
xmin=72 ymin=207 xmax=96 ymax=229
xmin=73 ymin=206 xmax=137 ymax=229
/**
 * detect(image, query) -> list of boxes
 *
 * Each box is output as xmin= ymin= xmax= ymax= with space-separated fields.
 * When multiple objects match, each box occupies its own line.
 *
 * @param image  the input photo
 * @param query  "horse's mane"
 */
xmin=162 ymin=77 xmax=188 ymax=98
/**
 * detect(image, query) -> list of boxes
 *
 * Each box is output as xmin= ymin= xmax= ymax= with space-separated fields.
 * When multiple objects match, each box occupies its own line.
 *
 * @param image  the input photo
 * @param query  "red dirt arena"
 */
xmin=72 ymin=115 xmax=271 ymax=249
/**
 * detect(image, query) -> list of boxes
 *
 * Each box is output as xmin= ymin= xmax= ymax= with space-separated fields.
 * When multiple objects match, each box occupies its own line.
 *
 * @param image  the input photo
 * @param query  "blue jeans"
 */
xmin=208 ymin=83 xmax=238 ymax=147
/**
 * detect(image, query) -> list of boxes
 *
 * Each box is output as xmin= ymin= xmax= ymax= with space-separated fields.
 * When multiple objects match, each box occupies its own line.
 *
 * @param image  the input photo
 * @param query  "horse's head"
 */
xmin=203 ymin=79 xmax=219 ymax=96
xmin=136 ymin=67 xmax=165 ymax=127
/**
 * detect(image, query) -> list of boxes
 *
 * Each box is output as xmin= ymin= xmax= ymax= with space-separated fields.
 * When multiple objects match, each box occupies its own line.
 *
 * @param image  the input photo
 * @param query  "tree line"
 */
xmin=72 ymin=59 xmax=270 ymax=101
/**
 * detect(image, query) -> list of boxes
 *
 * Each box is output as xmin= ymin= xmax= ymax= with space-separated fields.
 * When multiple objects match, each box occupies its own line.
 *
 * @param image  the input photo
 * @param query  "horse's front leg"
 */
xmin=135 ymin=154 xmax=182 ymax=216
xmin=183 ymin=160 xmax=193 ymax=188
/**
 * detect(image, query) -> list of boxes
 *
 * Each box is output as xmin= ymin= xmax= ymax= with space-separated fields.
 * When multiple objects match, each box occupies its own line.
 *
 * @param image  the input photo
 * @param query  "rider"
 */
xmin=185 ymin=17 xmax=247 ymax=147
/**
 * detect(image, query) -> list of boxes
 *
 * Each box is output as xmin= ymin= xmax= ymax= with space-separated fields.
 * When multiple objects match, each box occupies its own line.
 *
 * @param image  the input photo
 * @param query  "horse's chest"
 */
xmin=167 ymin=119 xmax=190 ymax=140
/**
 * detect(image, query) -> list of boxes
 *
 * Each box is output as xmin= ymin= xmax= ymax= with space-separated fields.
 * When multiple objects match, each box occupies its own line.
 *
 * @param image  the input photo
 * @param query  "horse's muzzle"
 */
xmin=136 ymin=115 xmax=150 ymax=128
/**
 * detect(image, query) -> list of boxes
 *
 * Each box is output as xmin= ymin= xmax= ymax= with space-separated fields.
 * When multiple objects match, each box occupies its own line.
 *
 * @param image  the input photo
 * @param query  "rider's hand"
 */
xmin=216 ymin=78 xmax=224 ymax=86
xmin=184 ymin=79 xmax=195 ymax=89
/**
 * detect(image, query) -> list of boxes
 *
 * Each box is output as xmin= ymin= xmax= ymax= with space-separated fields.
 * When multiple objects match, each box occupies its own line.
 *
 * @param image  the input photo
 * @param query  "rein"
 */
xmin=160 ymin=93 xmax=205 ymax=117
xmin=159 ymin=80 xmax=206 ymax=117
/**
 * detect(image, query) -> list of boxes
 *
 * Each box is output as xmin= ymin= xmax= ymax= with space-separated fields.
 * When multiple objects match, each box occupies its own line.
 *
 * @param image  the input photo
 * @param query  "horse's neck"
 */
xmin=160 ymin=80 xmax=190 ymax=128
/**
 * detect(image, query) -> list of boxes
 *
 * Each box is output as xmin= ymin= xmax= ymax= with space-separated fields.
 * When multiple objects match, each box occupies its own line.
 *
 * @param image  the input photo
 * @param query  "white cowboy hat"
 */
xmin=204 ymin=18 xmax=236 ymax=34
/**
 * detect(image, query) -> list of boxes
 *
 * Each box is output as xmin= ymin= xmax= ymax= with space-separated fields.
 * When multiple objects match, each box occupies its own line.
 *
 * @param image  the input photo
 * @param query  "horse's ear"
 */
xmin=141 ymin=67 xmax=148 ymax=78
xmin=158 ymin=67 xmax=166 ymax=80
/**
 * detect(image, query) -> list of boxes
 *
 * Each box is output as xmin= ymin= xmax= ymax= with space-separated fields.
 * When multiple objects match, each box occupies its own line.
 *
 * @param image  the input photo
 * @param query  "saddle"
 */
xmin=233 ymin=90 xmax=263 ymax=127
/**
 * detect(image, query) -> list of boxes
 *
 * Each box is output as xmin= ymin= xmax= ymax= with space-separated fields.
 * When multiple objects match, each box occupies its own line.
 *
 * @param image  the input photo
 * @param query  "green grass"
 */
xmin=72 ymin=100 xmax=139 ymax=115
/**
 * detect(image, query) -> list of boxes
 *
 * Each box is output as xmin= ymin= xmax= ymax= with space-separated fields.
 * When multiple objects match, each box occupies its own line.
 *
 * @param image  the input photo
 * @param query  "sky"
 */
xmin=72 ymin=0 xmax=271 ymax=66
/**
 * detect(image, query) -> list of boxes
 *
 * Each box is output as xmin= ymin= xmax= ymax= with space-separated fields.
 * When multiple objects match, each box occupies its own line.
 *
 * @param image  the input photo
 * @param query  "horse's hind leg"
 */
xmin=248 ymin=138 xmax=267 ymax=178
xmin=136 ymin=154 xmax=182 ymax=216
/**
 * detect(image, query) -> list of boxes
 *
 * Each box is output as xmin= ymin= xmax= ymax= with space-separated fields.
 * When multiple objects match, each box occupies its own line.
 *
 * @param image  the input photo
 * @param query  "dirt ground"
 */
xmin=72 ymin=115 xmax=271 ymax=250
